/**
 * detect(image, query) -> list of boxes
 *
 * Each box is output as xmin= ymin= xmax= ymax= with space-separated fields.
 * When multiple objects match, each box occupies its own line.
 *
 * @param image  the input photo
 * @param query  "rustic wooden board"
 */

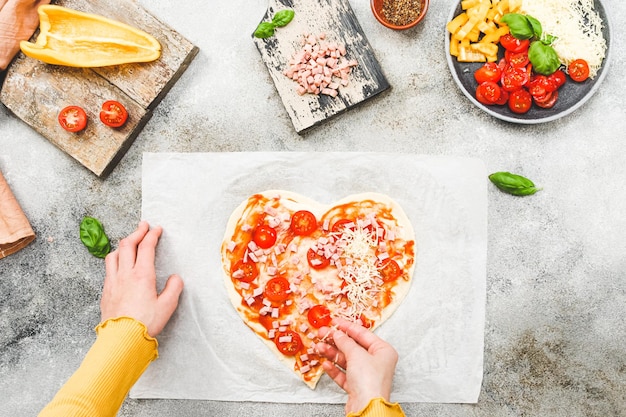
xmin=253 ymin=0 xmax=390 ymax=134
xmin=0 ymin=0 xmax=198 ymax=177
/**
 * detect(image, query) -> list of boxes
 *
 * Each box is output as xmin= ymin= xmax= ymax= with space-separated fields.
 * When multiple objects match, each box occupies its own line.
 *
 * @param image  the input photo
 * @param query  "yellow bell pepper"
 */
xmin=20 ymin=5 xmax=161 ymax=67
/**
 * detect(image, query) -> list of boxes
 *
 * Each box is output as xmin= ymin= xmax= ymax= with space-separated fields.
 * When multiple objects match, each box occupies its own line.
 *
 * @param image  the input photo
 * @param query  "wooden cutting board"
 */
xmin=253 ymin=0 xmax=390 ymax=134
xmin=0 ymin=0 xmax=198 ymax=177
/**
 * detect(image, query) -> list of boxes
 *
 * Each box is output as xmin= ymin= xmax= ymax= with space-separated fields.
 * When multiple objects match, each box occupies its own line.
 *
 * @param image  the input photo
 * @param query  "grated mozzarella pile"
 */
xmin=520 ymin=0 xmax=606 ymax=78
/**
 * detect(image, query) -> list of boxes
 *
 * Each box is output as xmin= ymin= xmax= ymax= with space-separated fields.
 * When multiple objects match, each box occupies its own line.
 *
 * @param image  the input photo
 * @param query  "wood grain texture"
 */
xmin=0 ymin=0 xmax=198 ymax=177
xmin=253 ymin=0 xmax=390 ymax=134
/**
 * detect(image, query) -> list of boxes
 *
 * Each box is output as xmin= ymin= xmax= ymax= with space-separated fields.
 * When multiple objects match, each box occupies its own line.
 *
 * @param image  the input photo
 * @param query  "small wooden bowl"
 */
xmin=370 ymin=0 xmax=429 ymax=30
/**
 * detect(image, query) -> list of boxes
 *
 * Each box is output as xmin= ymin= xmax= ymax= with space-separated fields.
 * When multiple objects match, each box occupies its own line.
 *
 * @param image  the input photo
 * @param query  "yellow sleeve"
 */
xmin=347 ymin=397 xmax=406 ymax=417
xmin=38 ymin=317 xmax=158 ymax=417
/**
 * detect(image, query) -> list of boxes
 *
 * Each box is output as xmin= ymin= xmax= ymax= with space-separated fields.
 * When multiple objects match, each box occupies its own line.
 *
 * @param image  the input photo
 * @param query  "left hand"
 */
xmin=100 ymin=221 xmax=184 ymax=337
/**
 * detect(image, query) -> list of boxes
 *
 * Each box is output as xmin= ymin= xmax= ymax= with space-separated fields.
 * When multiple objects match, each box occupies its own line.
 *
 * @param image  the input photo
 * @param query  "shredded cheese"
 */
xmin=521 ymin=0 xmax=606 ymax=78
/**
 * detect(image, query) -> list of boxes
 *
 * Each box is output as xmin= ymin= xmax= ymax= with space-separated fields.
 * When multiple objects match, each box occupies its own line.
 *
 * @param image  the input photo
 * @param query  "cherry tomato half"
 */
xmin=379 ymin=259 xmax=402 ymax=282
xmin=499 ymin=34 xmax=530 ymax=53
xmin=307 ymin=248 xmax=330 ymax=269
xmin=508 ymin=89 xmax=533 ymax=114
xmin=99 ymin=100 xmax=128 ymax=128
xmin=568 ymin=59 xmax=590 ymax=82
xmin=505 ymin=50 xmax=529 ymax=68
xmin=253 ymin=225 xmax=277 ymax=249
xmin=231 ymin=259 xmax=258 ymax=283
xmin=274 ymin=330 xmax=303 ymax=356
xmin=308 ymin=304 xmax=332 ymax=328
xmin=474 ymin=62 xmax=502 ymax=84
xmin=501 ymin=66 xmax=530 ymax=92
xmin=548 ymin=69 xmax=567 ymax=89
xmin=534 ymin=89 xmax=559 ymax=109
xmin=264 ymin=277 xmax=290 ymax=302
xmin=476 ymin=81 xmax=502 ymax=105
xmin=290 ymin=210 xmax=317 ymax=236
xmin=331 ymin=218 xmax=355 ymax=234
xmin=58 ymin=106 xmax=87 ymax=132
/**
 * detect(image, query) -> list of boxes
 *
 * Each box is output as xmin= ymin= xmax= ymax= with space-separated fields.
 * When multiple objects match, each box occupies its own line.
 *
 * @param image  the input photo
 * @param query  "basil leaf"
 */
xmin=500 ymin=13 xmax=534 ymax=40
xmin=80 ymin=217 xmax=111 ymax=258
xmin=272 ymin=9 xmax=295 ymax=27
xmin=488 ymin=172 xmax=541 ymax=196
xmin=542 ymin=34 xmax=557 ymax=45
xmin=253 ymin=21 xmax=276 ymax=39
xmin=526 ymin=15 xmax=542 ymax=39
xmin=528 ymin=41 xmax=561 ymax=75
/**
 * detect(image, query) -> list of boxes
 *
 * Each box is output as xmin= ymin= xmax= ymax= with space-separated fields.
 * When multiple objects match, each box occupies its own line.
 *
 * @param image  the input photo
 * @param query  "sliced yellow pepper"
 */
xmin=20 ymin=5 xmax=161 ymax=67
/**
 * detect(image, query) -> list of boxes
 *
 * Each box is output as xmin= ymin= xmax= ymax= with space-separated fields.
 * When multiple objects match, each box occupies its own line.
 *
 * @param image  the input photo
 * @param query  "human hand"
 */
xmin=315 ymin=318 xmax=399 ymax=415
xmin=100 ymin=221 xmax=184 ymax=337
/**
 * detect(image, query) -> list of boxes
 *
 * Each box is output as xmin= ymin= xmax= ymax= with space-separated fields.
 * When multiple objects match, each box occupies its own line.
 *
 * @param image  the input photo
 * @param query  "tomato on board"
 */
xmin=476 ymin=81 xmax=502 ymax=105
xmin=231 ymin=259 xmax=259 ymax=283
xmin=264 ymin=277 xmax=290 ymax=302
xmin=253 ymin=225 xmax=277 ymax=249
xmin=274 ymin=330 xmax=303 ymax=356
xmin=508 ymin=89 xmax=533 ymax=114
xmin=58 ymin=105 xmax=87 ymax=132
xmin=379 ymin=259 xmax=402 ymax=282
xmin=99 ymin=100 xmax=128 ymax=128
xmin=568 ymin=59 xmax=590 ymax=82
xmin=307 ymin=248 xmax=330 ymax=269
xmin=474 ymin=62 xmax=502 ymax=84
xmin=499 ymin=34 xmax=530 ymax=53
xmin=501 ymin=66 xmax=530 ymax=92
xmin=290 ymin=210 xmax=317 ymax=236
xmin=505 ymin=50 xmax=529 ymax=68
xmin=308 ymin=304 xmax=332 ymax=328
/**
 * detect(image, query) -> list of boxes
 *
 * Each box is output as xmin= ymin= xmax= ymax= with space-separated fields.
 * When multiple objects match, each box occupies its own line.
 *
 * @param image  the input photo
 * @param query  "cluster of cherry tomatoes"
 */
xmin=58 ymin=100 xmax=128 ymax=132
xmin=474 ymin=34 xmax=590 ymax=114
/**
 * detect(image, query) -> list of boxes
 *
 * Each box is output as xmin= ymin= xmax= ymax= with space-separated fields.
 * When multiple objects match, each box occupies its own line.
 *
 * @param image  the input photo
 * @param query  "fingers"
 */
xmin=333 ymin=317 xmax=381 ymax=352
xmin=135 ymin=225 xmax=162 ymax=273
xmin=322 ymin=360 xmax=347 ymax=390
xmin=151 ymin=274 xmax=184 ymax=337
xmin=117 ymin=221 xmax=150 ymax=269
xmin=315 ymin=340 xmax=346 ymax=369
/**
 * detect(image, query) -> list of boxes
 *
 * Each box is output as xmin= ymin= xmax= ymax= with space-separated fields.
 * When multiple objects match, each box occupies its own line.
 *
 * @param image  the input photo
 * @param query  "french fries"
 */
xmin=447 ymin=0 xmax=522 ymax=63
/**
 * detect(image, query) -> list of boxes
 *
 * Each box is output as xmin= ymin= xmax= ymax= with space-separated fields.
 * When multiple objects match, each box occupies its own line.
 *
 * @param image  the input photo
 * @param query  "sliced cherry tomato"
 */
xmin=379 ymin=259 xmax=402 ymax=282
xmin=493 ymin=89 xmax=509 ymax=106
xmin=290 ymin=210 xmax=317 ymax=236
xmin=99 ymin=100 xmax=128 ymax=128
xmin=231 ymin=259 xmax=259 ymax=283
xmin=274 ymin=330 xmax=303 ymax=356
xmin=58 ymin=106 xmax=87 ymax=132
xmin=534 ymin=89 xmax=559 ymax=109
xmin=499 ymin=34 xmax=530 ymax=53
xmin=505 ymin=50 xmax=529 ymax=68
xmin=476 ymin=81 xmax=502 ymax=105
xmin=548 ymin=69 xmax=567 ymax=88
xmin=568 ymin=59 xmax=590 ymax=82
xmin=359 ymin=314 xmax=374 ymax=329
xmin=331 ymin=218 xmax=355 ymax=234
xmin=308 ymin=304 xmax=332 ymax=328
xmin=307 ymin=248 xmax=330 ymax=269
xmin=508 ymin=89 xmax=533 ymax=114
xmin=501 ymin=66 xmax=530 ymax=92
xmin=264 ymin=277 xmax=290 ymax=302
xmin=252 ymin=225 xmax=277 ymax=249
xmin=497 ymin=57 xmax=508 ymax=72
xmin=474 ymin=62 xmax=502 ymax=84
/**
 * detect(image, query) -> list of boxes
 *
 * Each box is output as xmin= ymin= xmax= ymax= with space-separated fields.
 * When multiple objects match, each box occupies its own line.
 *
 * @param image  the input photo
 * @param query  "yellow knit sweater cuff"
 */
xmin=347 ymin=397 xmax=405 ymax=417
xmin=38 ymin=317 xmax=158 ymax=417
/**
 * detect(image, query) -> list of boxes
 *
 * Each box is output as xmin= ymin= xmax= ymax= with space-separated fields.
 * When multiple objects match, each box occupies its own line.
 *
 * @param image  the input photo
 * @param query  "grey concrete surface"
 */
xmin=1 ymin=0 xmax=625 ymax=416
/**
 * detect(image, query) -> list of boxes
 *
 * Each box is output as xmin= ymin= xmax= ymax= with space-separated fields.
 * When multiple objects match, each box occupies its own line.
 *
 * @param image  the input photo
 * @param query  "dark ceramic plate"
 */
xmin=445 ymin=0 xmax=612 ymax=124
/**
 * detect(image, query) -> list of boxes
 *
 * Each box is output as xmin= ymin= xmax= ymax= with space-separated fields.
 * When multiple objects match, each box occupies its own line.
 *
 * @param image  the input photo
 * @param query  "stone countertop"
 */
xmin=1 ymin=0 xmax=624 ymax=416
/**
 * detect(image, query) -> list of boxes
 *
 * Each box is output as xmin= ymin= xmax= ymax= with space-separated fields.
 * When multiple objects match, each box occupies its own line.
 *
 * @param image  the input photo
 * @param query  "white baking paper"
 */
xmin=131 ymin=152 xmax=487 ymax=403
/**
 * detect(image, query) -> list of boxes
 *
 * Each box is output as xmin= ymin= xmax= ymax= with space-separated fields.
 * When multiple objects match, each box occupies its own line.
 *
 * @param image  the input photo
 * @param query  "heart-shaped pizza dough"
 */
xmin=221 ymin=190 xmax=416 ymax=389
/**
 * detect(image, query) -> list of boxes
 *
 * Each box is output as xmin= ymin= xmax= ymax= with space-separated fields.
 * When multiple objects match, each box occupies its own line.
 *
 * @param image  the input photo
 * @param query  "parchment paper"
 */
xmin=131 ymin=152 xmax=487 ymax=403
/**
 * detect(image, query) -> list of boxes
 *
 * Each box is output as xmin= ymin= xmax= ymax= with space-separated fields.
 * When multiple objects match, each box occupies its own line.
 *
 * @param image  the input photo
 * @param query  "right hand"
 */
xmin=315 ymin=318 xmax=399 ymax=415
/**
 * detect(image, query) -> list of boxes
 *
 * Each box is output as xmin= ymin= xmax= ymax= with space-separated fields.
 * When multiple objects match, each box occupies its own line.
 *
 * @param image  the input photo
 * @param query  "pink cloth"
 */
xmin=0 ymin=0 xmax=50 ymax=70
xmin=0 ymin=170 xmax=35 ymax=259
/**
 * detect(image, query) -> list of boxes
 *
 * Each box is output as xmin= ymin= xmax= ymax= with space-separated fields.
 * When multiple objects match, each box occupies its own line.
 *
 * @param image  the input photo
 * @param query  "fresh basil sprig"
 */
xmin=80 ymin=216 xmax=111 ymax=258
xmin=500 ymin=13 xmax=560 ymax=75
xmin=254 ymin=9 xmax=295 ymax=39
xmin=488 ymin=172 xmax=542 ymax=196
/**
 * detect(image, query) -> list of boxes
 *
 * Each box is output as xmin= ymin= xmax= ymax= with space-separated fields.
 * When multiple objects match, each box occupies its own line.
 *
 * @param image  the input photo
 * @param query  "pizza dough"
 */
xmin=221 ymin=190 xmax=416 ymax=388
